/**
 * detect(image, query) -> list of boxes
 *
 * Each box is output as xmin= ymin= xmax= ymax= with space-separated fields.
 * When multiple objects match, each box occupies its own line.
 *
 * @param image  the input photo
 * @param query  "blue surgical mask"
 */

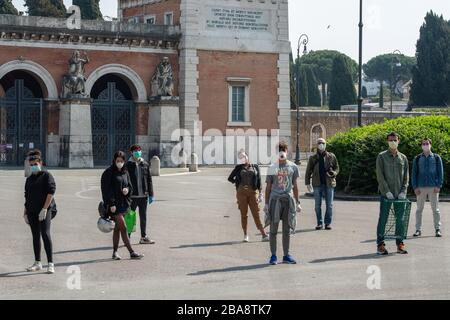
xmin=133 ymin=151 xmax=142 ymax=159
xmin=31 ymin=165 xmax=41 ymax=174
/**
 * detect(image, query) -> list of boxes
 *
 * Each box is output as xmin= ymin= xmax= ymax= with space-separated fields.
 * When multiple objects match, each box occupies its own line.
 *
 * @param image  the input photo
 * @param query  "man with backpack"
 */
xmin=412 ymin=138 xmax=444 ymax=238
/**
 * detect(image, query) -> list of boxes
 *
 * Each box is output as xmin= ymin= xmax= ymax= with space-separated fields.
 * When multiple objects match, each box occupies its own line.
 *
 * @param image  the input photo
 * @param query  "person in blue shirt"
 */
xmin=412 ymin=138 xmax=444 ymax=238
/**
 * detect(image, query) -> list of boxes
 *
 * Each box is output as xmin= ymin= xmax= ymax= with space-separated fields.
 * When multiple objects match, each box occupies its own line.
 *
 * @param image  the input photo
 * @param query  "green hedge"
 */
xmin=327 ymin=115 xmax=450 ymax=195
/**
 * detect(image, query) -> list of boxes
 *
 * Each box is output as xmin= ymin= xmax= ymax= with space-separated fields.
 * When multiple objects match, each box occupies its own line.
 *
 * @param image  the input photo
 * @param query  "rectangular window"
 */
xmin=164 ymin=12 xmax=174 ymax=25
xmin=232 ymin=86 xmax=245 ymax=122
xmin=146 ymin=16 xmax=156 ymax=24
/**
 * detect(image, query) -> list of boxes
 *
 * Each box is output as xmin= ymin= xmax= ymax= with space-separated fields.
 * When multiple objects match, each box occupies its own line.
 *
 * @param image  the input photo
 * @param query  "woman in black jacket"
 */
xmin=101 ymin=151 xmax=144 ymax=260
xmin=24 ymin=150 xmax=56 ymax=274
xmin=228 ymin=151 xmax=269 ymax=243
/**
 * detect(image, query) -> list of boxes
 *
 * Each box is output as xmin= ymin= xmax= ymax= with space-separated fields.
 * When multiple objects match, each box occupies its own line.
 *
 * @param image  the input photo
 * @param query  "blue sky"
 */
xmin=11 ymin=0 xmax=450 ymax=63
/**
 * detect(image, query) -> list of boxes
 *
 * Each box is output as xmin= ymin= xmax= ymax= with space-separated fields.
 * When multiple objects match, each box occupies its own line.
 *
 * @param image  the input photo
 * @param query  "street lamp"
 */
xmin=357 ymin=0 xmax=364 ymax=127
xmin=295 ymin=34 xmax=309 ymax=165
xmin=390 ymin=49 xmax=402 ymax=118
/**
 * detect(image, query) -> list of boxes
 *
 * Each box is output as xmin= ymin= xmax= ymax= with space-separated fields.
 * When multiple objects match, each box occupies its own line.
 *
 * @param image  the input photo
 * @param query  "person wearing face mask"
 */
xmin=101 ymin=151 xmax=144 ymax=260
xmin=264 ymin=142 xmax=302 ymax=265
xmin=126 ymin=145 xmax=155 ymax=244
xmin=228 ymin=151 xmax=269 ymax=242
xmin=24 ymin=150 xmax=57 ymax=274
xmin=376 ymin=132 xmax=410 ymax=255
xmin=305 ymin=138 xmax=340 ymax=230
xmin=412 ymin=138 xmax=444 ymax=238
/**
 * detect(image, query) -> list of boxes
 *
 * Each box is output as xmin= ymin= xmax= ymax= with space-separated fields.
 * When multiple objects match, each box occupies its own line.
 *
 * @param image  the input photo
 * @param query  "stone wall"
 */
xmin=121 ymin=0 xmax=182 ymax=25
xmin=291 ymin=110 xmax=429 ymax=157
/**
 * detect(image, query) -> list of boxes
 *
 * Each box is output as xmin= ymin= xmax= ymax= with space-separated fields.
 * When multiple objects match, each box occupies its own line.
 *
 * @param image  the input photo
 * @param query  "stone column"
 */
xmin=148 ymin=96 xmax=181 ymax=168
xmin=59 ymin=98 xmax=94 ymax=168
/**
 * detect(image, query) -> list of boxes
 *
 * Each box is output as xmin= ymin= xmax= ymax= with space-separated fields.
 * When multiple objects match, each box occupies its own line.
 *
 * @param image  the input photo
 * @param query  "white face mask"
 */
xmin=318 ymin=143 xmax=326 ymax=152
xmin=388 ymin=141 xmax=399 ymax=150
xmin=116 ymin=162 xmax=124 ymax=169
xmin=239 ymin=156 xmax=248 ymax=165
xmin=279 ymin=152 xmax=287 ymax=161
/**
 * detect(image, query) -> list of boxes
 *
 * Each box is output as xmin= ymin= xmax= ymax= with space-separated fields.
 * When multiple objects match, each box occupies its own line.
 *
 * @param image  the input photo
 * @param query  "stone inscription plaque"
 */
xmin=205 ymin=7 xmax=270 ymax=32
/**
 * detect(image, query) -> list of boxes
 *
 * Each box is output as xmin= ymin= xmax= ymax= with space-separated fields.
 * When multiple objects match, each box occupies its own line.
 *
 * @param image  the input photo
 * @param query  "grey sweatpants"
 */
xmin=269 ymin=197 xmax=291 ymax=256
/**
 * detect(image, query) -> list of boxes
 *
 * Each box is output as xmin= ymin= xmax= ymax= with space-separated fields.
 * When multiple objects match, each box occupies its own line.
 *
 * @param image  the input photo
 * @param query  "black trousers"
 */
xmin=28 ymin=212 xmax=53 ymax=263
xmin=131 ymin=198 xmax=149 ymax=238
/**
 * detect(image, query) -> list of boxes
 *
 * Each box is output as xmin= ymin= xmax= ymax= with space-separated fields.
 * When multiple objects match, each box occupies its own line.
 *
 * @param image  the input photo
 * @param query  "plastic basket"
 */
xmin=380 ymin=198 xmax=412 ymax=241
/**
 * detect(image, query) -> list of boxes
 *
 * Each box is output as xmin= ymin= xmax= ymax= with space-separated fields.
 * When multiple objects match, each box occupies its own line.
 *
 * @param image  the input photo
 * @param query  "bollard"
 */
xmin=189 ymin=153 xmax=198 ymax=172
xmin=151 ymin=156 xmax=161 ymax=176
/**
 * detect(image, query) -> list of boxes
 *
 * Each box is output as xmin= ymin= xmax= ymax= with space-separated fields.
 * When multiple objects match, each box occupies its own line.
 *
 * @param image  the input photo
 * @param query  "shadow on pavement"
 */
xmin=309 ymin=253 xmax=391 ymax=264
xmin=54 ymin=246 xmax=113 ymax=255
xmin=361 ymin=236 xmax=436 ymax=244
xmin=171 ymin=241 xmax=242 ymax=249
xmin=188 ymin=264 xmax=270 ymax=276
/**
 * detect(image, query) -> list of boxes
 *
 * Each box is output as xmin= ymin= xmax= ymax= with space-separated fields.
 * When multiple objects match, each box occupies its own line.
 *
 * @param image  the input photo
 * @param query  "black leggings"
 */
xmin=111 ymin=213 xmax=134 ymax=254
xmin=28 ymin=212 xmax=53 ymax=263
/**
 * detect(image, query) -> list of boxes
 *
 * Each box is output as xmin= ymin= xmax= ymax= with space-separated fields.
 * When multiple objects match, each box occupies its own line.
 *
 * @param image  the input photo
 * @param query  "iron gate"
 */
xmin=0 ymin=80 xmax=43 ymax=166
xmin=91 ymin=82 xmax=135 ymax=166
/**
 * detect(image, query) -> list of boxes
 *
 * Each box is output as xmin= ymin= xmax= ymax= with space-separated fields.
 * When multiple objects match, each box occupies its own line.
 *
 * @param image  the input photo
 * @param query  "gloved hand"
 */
xmin=122 ymin=188 xmax=129 ymax=196
xmin=148 ymin=196 xmax=155 ymax=205
xmin=307 ymin=185 xmax=314 ymax=194
xmin=264 ymin=204 xmax=269 ymax=215
xmin=398 ymin=192 xmax=407 ymax=200
xmin=23 ymin=213 xmax=29 ymax=225
xmin=386 ymin=192 xmax=395 ymax=200
xmin=296 ymin=202 xmax=302 ymax=213
xmin=38 ymin=209 xmax=47 ymax=222
xmin=110 ymin=206 xmax=117 ymax=213
xmin=258 ymin=193 xmax=264 ymax=204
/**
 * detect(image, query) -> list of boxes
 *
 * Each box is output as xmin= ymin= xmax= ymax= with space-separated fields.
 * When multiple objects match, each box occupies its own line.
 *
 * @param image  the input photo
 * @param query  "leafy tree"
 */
xmin=73 ymin=0 xmax=103 ymax=20
xmin=0 ymin=0 xmax=18 ymax=15
xmin=362 ymin=86 xmax=368 ymax=99
xmin=410 ymin=11 xmax=450 ymax=107
xmin=24 ymin=0 xmax=66 ymax=17
xmin=297 ymin=65 xmax=308 ymax=107
xmin=303 ymin=64 xmax=322 ymax=106
xmin=363 ymin=53 xmax=416 ymax=107
xmin=299 ymin=50 xmax=358 ymax=106
xmin=329 ymin=55 xmax=357 ymax=110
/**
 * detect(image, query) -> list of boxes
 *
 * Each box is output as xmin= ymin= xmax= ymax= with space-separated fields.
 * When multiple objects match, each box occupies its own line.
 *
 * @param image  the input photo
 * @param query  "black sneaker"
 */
xmin=413 ymin=230 xmax=422 ymax=237
xmin=325 ymin=225 xmax=332 ymax=230
xmin=130 ymin=252 xmax=144 ymax=260
xmin=315 ymin=225 xmax=323 ymax=230
xmin=436 ymin=230 xmax=442 ymax=238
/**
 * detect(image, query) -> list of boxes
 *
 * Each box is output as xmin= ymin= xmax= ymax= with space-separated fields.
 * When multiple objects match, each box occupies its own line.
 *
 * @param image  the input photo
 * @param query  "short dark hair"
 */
xmin=387 ymin=132 xmax=400 ymax=140
xmin=420 ymin=138 xmax=432 ymax=145
xmin=113 ymin=151 xmax=127 ymax=163
xmin=27 ymin=149 xmax=42 ymax=162
xmin=130 ymin=145 xmax=142 ymax=152
xmin=278 ymin=141 xmax=289 ymax=152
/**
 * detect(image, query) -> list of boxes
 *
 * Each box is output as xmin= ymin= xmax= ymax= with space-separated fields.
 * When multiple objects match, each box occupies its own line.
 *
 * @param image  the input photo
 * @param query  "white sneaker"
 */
xmin=47 ymin=263 xmax=55 ymax=274
xmin=243 ymin=235 xmax=250 ymax=243
xmin=26 ymin=261 xmax=43 ymax=272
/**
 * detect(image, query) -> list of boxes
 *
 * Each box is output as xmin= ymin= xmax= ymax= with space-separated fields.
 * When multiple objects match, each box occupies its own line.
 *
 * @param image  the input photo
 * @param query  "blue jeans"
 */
xmin=314 ymin=185 xmax=334 ymax=226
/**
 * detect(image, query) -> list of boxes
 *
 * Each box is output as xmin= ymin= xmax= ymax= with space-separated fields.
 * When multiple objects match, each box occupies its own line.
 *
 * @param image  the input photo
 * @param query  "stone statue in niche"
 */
xmin=62 ymin=51 xmax=90 ymax=98
xmin=151 ymin=57 xmax=174 ymax=97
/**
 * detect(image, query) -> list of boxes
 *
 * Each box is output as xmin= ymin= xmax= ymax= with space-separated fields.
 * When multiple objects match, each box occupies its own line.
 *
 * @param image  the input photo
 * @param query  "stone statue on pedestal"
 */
xmin=62 ymin=51 xmax=90 ymax=98
xmin=151 ymin=57 xmax=174 ymax=97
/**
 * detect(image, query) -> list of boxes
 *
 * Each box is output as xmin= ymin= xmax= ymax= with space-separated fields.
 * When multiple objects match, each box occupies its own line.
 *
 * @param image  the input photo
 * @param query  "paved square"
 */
xmin=0 ymin=167 xmax=449 ymax=299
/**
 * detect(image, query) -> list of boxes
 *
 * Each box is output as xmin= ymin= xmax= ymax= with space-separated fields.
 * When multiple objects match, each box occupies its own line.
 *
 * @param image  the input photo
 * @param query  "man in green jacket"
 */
xmin=375 ymin=132 xmax=410 ymax=255
xmin=305 ymin=138 xmax=340 ymax=230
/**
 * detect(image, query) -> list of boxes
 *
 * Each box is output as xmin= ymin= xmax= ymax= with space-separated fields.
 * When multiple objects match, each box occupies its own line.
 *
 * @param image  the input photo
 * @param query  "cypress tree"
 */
xmin=73 ymin=0 xmax=103 ymax=20
xmin=410 ymin=11 xmax=450 ymax=107
xmin=297 ymin=65 xmax=308 ymax=107
xmin=0 ymin=0 xmax=18 ymax=15
xmin=329 ymin=55 xmax=357 ymax=110
xmin=24 ymin=0 xmax=66 ymax=17
xmin=303 ymin=64 xmax=322 ymax=106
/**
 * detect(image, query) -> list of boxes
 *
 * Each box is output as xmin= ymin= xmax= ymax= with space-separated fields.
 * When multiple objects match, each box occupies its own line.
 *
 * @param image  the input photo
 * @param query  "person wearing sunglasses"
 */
xmin=305 ymin=138 xmax=340 ymax=231
xmin=23 ymin=150 xmax=56 ymax=274
xmin=101 ymin=151 xmax=144 ymax=260
xmin=412 ymin=138 xmax=444 ymax=238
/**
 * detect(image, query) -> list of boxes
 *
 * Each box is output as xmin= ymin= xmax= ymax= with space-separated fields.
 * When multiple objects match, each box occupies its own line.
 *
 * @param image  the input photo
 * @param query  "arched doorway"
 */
xmin=91 ymin=74 xmax=135 ymax=166
xmin=0 ymin=70 xmax=45 ymax=166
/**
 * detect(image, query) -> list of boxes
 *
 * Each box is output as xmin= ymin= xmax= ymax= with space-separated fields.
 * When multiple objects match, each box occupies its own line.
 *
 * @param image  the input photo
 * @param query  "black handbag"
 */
xmin=49 ymin=200 xmax=57 ymax=219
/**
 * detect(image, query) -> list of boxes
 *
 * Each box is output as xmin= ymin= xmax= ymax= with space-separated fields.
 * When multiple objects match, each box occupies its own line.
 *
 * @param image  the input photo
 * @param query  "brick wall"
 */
xmin=197 ymin=50 xmax=279 ymax=134
xmin=122 ymin=0 xmax=181 ymax=25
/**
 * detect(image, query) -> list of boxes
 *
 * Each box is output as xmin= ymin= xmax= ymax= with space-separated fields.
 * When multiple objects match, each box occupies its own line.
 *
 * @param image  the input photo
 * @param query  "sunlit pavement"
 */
xmin=0 ymin=166 xmax=449 ymax=300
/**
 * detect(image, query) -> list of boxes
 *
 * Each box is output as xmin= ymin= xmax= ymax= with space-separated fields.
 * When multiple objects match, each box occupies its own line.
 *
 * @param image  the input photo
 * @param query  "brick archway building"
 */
xmin=0 ymin=0 xmax=291 ymax=167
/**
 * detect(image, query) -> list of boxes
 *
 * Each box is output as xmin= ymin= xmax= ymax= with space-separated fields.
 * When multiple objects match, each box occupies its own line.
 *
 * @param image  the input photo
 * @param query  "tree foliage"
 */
xmin=0 ymin=0 xmax=18 ymax=15
xmin=73 ymin=0 xmax=103 ymax=20
xmin=410 ymin=11 xmax=450 ymax=107
xmin=329 ymin=55 xmax=357 ymax=110
xmin=24 ymin=0 xmax=66 ymax=17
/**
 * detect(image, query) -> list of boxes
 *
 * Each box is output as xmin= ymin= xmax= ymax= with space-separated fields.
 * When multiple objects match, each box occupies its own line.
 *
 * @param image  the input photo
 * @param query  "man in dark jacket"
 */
xmin=126 ymin=145 xmax=155 ymax=244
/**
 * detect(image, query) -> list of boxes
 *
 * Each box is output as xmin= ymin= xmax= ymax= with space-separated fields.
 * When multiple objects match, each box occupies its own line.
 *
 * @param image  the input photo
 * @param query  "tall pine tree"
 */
xmin=0 ymin=0 xmax=18 ymax=15
xmin=73 ymin=0 xmax=103 ymax=20
xmin=25 ymin=0 xmax=66 ymax=17
xmin=329 ymin=55 xmax=357 ymax=110
xmin=410 ymin=11 xmax=450 ymax=107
